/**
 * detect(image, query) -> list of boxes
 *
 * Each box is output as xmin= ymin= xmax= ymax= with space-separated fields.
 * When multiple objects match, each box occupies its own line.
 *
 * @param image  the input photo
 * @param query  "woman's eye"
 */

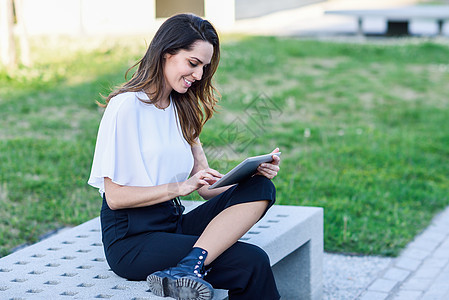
xmin=189 ymin=61 xmax=198 ymax=67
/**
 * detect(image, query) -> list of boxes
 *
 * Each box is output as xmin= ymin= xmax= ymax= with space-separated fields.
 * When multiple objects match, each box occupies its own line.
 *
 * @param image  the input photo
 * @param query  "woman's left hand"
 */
xmin=255 ymin=148 xmax=281 ymax=180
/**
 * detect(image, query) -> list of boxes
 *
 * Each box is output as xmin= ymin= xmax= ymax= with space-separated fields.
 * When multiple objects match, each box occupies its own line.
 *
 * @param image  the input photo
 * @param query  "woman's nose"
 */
xmin=192 ymin=67 xmax=203 ymax=81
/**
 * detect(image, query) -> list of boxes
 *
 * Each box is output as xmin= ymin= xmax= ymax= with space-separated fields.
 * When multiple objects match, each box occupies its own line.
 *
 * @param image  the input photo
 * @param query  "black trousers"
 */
xmin=100 ymin=175 xmax=280 ymax=300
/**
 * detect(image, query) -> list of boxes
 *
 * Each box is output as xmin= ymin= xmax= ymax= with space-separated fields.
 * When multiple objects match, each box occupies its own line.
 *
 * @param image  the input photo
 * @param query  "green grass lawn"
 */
xmin=1 ymin=36 xmax=448 ymax=257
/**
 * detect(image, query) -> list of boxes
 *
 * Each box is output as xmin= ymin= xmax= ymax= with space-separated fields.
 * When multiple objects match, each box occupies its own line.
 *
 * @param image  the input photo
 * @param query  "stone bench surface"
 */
xmin=0 ymin=201 xmax=323 ymax=299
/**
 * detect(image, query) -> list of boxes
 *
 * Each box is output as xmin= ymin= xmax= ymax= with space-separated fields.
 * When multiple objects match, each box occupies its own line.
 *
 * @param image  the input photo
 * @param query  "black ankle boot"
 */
xmin=147 ymin=247 xmax=213 ymax=300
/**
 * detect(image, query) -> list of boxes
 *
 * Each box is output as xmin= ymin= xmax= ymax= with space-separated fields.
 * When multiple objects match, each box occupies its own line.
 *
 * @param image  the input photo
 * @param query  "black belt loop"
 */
xmin=172 ymin=197 xmax=185 ymax=216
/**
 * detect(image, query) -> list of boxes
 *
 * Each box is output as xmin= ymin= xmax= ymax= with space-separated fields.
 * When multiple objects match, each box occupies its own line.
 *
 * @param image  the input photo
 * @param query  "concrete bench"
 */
xmin=325 ymin=6 xmax=449 ymax=36
xmin=0 ymin=201 xmax=323 ymax=299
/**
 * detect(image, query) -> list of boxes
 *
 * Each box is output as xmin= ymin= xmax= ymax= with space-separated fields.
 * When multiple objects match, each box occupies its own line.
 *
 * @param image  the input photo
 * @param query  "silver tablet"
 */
xmin=208 ymin=152 xmax=281 ymax=189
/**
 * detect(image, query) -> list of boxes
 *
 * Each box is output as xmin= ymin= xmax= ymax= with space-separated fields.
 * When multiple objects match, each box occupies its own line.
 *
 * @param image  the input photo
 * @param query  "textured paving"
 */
xmin=359 ymin=206 xmax=449 ymax=300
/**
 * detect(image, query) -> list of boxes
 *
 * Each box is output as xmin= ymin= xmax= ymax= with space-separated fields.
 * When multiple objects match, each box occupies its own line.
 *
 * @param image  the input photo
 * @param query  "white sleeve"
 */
xmin=87 ymin=95 xmax=153 ymax=194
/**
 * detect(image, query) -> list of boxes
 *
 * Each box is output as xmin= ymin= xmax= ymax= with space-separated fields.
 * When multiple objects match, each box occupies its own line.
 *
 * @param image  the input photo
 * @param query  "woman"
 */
xmin=88 ymin=13 xmax=281 ymax=300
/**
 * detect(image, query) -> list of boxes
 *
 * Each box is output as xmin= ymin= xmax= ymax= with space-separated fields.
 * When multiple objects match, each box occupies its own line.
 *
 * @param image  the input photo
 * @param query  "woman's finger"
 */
xmin=206 ymin=168 xmax=223 ymax=178
xmin=260 ymin=163 xmax=280 ymax=173
xmin=197 ymin=169 xmax=221 ymax=185
xmin=257 ymin=167 xmax=277 ymax=178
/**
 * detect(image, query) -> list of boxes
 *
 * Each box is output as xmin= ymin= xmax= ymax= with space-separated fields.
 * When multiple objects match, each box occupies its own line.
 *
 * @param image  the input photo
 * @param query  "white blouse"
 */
xmin=88 ymin=91 xmax=194 ymax=195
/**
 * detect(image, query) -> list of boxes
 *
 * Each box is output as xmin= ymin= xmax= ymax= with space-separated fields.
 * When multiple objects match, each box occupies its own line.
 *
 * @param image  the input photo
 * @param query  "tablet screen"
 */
xmin=208 ymin=152 xmax=281 ymax=189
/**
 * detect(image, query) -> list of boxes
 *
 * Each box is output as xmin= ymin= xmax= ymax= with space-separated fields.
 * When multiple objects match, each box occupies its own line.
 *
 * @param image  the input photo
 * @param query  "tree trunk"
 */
xmin=0 ymin=0 xmax=17 ymax=70
xmin=14 ymin=0 xmax=31 ymax=66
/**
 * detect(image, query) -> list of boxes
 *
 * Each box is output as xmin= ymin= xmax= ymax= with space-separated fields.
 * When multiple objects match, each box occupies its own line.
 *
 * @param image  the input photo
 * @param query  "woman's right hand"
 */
xmin=179 ymin=168 xmax=223 ymax=196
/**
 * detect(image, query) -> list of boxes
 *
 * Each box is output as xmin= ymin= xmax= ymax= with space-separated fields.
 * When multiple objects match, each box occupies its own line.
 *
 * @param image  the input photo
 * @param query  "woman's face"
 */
xmin=163 ymin=40 xmax=214 ymax=95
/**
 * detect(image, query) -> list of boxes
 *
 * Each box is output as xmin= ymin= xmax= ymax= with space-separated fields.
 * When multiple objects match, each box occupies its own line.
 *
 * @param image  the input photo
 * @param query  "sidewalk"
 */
xmin=360 ymin=206 xmax=449 ymax=300
xmin=320 ymin=205 xmax=449 ymax=300
xmin=228 ymin=1 xmax=449 ymax=299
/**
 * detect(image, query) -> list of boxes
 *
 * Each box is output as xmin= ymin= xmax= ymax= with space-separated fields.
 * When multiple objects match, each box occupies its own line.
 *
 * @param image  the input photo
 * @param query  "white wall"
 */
xmin=23 ymin=0 xmax=81 ymax=35
xmin=20 ymin=0 xmax=235 ymax=36
xmin=22 ymin=0 xmax=156 ymax=36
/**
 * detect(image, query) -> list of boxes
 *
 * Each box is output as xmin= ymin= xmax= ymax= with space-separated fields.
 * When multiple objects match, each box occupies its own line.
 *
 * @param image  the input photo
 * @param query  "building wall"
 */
xmin=22 ymin=0 xmax=156 ymax=36
xmin=20 ymin=0 xmax=234 ymax=36
xmin=20 ymin=0 xmax=323 ymax=36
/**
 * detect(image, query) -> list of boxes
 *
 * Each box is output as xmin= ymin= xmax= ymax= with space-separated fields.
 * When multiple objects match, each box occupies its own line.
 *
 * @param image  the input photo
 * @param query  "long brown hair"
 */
xmin=104 ymin=13 xmax=220 ymax=146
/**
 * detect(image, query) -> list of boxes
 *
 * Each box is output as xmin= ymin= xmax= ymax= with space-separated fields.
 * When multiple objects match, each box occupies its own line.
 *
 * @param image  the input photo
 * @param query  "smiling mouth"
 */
xmin=183 ymin=77 xmax=193 ymax=87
